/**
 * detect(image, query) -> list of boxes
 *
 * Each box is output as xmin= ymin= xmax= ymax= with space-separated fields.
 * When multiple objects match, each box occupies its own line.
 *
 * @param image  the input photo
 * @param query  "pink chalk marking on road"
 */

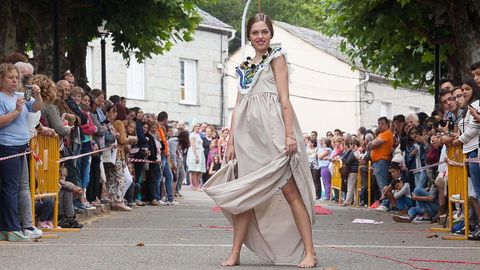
xmin=314 ymin=205 xmax=333 ymax=215
xmin=410 ymin=258 xmax=480 ymax=265
xmin=325 ymin=245 xmax=436 ymax=270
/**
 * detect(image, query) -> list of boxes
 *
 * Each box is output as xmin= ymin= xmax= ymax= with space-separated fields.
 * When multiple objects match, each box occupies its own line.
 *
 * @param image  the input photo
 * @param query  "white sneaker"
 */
xmin=157 ymin=200 xmax=168 ymax=206
xmin=375 ymin=205 xmax=389 ymax=211
xmin=167 ymin=201 xmax=180 ymax=206
xmin=23 ymin=227 xmax=43 ymax=239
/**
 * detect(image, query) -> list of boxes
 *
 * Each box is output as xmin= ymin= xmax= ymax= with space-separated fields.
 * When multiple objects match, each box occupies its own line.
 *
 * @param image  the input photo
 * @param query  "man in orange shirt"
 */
xmin=371 ymin=117 xmax=394 ymax=194
xmin=157 ymin=111 xmax=177 ymax=205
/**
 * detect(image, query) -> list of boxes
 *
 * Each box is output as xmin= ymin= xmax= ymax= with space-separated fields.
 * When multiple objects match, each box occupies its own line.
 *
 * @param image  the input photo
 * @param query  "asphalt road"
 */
xmin=1 ymin=188 xmax=480 ymax=270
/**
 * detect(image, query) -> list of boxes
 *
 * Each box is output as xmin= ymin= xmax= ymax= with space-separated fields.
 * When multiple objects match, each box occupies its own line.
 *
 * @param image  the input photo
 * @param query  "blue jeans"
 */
xmin=35 ymin=198 xmax=54 ymax=222
xmin=153 ymin=164 xmax=163 ymax=201
xmin=467 ymin=150 xmax=480 ymax=201
xmin=373 ymin=160 xmax=390 ymax=191
xmin=133 ymin=163 xmax=144 ymax=201
xmin=408 ymin=187 xmax=439 ymax=218
xmin=396 ymin=196 xmax=413 ymax=210
xmin=161 ymin=156 xmax=174 ymax=202
xmin=79 ymin=142 xmax=92 ymax=189
xmin=0 ymin=144 xmax=28 ymax=231
xmin=414 ymin=171 xmax=428 ymax=189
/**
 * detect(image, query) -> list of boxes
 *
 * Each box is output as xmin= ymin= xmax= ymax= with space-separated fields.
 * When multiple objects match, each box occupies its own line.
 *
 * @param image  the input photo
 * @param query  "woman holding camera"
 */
xmin=0 ymin=63 xmax=43 ymax=241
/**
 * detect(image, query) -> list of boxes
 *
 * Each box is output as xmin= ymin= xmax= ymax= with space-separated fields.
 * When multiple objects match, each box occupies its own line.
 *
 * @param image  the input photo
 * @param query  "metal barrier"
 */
xmin=430 ymin=146 xmax=469 ymax=240
xmin=355 ymin=166 xmax=361 ymax=207
xmin=330 ymin=160 xmax=343 ymax=204
xmin=354 ymin=161 xmax=372 ymax=207
xmin=30 ymin=135 xmax=80 ymax=233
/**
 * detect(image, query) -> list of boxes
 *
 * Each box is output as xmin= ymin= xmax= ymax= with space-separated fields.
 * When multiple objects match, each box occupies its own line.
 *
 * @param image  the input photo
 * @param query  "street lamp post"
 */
xmin=241 ymin=0 xmax=253 ymax=60
xmin=98 ymin=21 xmax=109 ymax=95
xmin=100 ymin=35 xmax=107 ymax=94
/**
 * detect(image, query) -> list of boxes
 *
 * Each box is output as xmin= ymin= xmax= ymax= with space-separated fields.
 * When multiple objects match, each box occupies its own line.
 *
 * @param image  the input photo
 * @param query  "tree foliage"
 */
xmin=317 ymin=0 xmax=480 ymax=89
xmin=199 ymin=0 xmax=322 ymax=52
xmin=0 ymin=0 xmax=206 ymax=86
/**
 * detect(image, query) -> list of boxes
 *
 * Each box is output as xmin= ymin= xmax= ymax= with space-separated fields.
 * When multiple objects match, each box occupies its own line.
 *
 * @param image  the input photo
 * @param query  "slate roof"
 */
xmin=274 ymin=21 xmax=363 ymax=70
xmin=198 ymin=9 xmax=234 ymax=31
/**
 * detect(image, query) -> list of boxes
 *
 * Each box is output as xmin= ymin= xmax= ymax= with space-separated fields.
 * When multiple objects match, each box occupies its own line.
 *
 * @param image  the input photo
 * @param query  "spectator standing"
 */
xmin=187 ymin=123 xmax=206 ymax=191
xmin=0 ymin=63 xmax=43 ymax=241
xmin=370 ymin=117 xmax=394 ymax=201
xmin=317 ymin=138 xmax=332 ymax=200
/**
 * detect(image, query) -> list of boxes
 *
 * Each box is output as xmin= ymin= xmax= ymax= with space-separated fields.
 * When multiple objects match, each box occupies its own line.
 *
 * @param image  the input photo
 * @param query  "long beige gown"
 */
xmin=203 ymin=48 xmax=316 ymax=265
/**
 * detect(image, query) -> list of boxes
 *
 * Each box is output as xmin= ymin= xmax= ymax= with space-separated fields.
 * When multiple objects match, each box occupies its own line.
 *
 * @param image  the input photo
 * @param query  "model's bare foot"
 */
xmin=297 ymin=253 xmax=317 ymax=268
xmin=221 ymin=254 xmax=240 ymax=267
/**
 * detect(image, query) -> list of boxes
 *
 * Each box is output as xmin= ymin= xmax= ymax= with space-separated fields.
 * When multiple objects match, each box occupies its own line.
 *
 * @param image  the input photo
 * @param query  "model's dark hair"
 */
xmin=246 ymin=13 xmax=274 ymax=40
xmin=438 ymin=88 xmax=453 ymax=101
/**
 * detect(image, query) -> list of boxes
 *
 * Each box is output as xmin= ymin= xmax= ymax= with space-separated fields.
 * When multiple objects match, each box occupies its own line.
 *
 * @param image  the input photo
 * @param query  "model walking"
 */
xmin=203 ymin=13 xmax=317 ymax=268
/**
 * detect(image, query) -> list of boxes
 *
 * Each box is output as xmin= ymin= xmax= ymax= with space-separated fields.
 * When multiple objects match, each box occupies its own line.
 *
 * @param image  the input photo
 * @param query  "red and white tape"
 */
xmin=58 ymin=146 xmax=114 ymax=163
xmin=128 ymin=158 xmax=157 ymax=164
xmin=0 ymin=151 xmax=31 ymax=162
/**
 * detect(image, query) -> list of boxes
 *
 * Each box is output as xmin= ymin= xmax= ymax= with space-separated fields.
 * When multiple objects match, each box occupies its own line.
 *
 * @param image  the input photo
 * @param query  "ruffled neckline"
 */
xmin=235 ymin=47 xmax=283 ymax=95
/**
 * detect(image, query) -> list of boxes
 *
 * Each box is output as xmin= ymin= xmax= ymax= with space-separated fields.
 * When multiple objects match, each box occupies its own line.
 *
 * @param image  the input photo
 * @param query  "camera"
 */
xmin=448 ymin=116 xmax=455 ymax=132
xmin=24 ymin=85 xmax=32 ymax=101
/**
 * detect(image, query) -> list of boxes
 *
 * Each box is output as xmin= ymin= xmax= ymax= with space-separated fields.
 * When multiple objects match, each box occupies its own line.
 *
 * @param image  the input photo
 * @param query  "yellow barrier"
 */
xmin=354 ymin=161 xmax=372 ymax=207
xmin=29 ymin=135 xmax=79 ymax=233
xmin=355 ymin=166 xmax=361 ymax=207
xmin=430 ymin=146 xmax=469 ymax=240
xmin=330 ymin=160 xmax=343 ymax=204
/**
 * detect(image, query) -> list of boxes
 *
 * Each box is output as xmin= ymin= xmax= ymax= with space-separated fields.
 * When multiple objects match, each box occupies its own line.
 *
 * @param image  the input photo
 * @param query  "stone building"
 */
xmin=85 ymin=9 xmax=235 ymax=126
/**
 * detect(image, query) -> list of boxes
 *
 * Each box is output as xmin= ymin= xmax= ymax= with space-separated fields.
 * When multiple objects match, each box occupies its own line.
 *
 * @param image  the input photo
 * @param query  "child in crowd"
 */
xmin=393 ymin=183 xmax=439 ymax=223
xmin=378 ymin=163 xmax=412 ymax=212
xmin=35 ymin=198 xmax=54 ymax=229
xmin=58 ymin=167 xmax=84 ymax=229
xmin=404 ymin=126 xmax=428 ymax=190
xmin=209 ymin=155 xmax=221 ymax=176
xmin=207 ymin=139 xmax=219 ymax=169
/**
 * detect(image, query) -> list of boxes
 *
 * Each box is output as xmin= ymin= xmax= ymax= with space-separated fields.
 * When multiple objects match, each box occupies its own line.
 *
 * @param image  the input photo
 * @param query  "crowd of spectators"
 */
xmin=3 ymin=51 xmax=480 ymax=243
xmin=0 ymin=53 xmax=226 ymax=242
xmin=304 ymin=62 xmax=480 ymax=240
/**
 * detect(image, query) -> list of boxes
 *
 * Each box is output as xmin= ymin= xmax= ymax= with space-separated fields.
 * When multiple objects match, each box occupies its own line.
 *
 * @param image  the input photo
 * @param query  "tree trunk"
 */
xmin=0 ymin=0 xmax=18 ymax=58
xmin=68 ymin=38 xmax=89 ymax=90
xmin=31 ymin=4 xmax=55 ymax=77
xmin=446 ymin=1 xmax=480 ymax=81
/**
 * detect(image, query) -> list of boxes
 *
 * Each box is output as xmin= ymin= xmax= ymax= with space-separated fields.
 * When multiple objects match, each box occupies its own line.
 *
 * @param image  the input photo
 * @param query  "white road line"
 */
xmin=79 ymin=227 xmax=428 ymax=233
xmin=1 ymin=243 xmax=479 ymax=250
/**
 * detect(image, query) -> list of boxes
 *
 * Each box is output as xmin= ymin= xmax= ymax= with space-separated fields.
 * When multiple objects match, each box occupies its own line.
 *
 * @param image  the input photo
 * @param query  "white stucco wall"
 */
xmin=226 ymin=22 xmax=435 ymax=136
xmin=360 ymin=78 xmax=434 ymax=130
xmin=87 ymin=29 xmax=229 ymax=126
xmin=226 ymin=23 xmax=361 ymax=136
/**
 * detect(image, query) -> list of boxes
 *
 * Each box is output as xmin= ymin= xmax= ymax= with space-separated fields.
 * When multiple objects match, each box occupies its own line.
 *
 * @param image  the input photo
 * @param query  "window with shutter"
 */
xmin=86 ymin=46 xmax=94 ymax=87
xmin=127 ymin=57 xmax=145 ymax=100
xmin=179 ymin=59 xmax=198 ymax=105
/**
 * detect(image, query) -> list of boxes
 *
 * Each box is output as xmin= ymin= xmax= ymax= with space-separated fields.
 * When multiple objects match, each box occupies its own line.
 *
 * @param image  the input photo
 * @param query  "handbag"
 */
xmin=102 ymin=143 xmax=117 ymax=164
xmin=339 ymin=164 xmax=350 ymax=179
xmin=104 ymin=123 xmax=116 ymax=146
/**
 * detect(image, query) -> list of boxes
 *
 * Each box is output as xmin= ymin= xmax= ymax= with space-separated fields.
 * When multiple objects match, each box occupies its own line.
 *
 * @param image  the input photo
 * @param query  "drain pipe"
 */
xmin=356 ymin=73 xmax=370 ymax=130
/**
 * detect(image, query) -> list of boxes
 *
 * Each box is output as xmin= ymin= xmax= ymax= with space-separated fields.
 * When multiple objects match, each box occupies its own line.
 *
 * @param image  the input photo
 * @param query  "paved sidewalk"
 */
xmin=1 ymin=187 xmax=480 ymax=270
